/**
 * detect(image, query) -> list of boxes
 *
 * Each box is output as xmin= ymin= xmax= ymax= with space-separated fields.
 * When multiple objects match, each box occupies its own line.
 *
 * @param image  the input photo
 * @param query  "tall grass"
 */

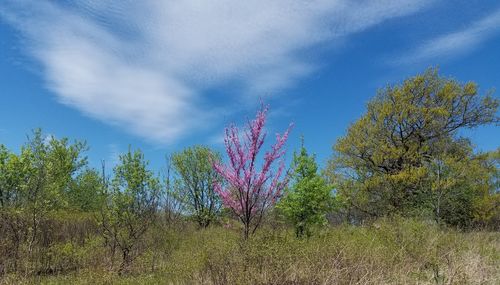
xmin=1 ymin=217 xmax=498 ymax=284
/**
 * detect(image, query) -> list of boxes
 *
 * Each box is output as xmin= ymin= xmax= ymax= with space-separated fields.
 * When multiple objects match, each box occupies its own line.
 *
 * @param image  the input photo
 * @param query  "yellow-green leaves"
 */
xmin=327 ymin=68 xmax=499 ymax=225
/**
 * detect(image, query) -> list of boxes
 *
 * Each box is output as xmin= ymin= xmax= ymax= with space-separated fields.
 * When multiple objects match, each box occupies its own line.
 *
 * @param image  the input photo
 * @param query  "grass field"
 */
xmin=1 ymin=218 xmax=498 ymax=285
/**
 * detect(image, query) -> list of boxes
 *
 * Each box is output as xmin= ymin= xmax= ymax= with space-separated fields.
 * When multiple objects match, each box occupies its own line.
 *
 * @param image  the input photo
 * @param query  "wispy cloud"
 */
xmin=0 ymin=0 xmax=433 ymax=143
xmin=392 ymin=8 xmax=500 ymax=66
xmin=106 ymin=143 xmax=121 ymax=170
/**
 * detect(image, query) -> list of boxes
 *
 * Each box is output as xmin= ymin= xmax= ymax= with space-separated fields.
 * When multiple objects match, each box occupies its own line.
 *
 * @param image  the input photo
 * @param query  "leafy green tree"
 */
xmin=67 ymin=168 xmax=104 ymax=212
xmin=161 ymin=155 xmax=185 ymax=226
xmin=44 ymin=132 xmax=88 ymax=210
xmin=99 ymin=148 xmax=161 ymax=273
xmin=0 ymin=144 xmax=11 ymax=208
xmin=0 ymin=130 xmax=88 ymax=270
xmin=21 ymin=130 xmax=87 ymax=256
xmin=278 ymin=140 xmax=332 ymax=238
xmin=420 ymin=141 xmax=494 ymax=227
xmin=171 ymin=146 xmax=222 ymax=228
xmin=471 ymin=148 xmax=500 ymax=228
xmin=0 ymin=146 xmax=30 ymax=214
xmin=326 ymin=69 xmax=499 ymax=224
xmin=0 ymin=145 xmax=29 ymax=271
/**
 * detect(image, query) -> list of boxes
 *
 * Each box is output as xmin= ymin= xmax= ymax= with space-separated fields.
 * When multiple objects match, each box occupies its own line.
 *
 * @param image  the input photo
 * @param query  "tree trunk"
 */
xmin=119 ymin=248 xmax=131 ymax=275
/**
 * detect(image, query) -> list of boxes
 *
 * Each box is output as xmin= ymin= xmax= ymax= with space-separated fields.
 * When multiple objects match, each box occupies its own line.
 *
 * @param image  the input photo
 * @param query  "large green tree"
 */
xmin=171 ymin=146 xmax=222 ymax=228
xmin=326 ymin=69 xmax=499 ymax=224
xmin=278 ymin=141 xmax=332 ymax=238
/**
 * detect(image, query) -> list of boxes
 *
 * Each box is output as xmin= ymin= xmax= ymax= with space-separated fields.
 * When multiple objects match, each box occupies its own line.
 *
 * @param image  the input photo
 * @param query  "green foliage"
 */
xmin=413 ymin=143 xmax=496 ymax=228
xmin=0 ymin=144 xmax=10 ymax=207
xmin=67 ymin=168 xmax=104 ymax=212
xmin=44 ymin=132 xmax=88 ymax=210
xmin=0 ymin=144 xmax=26 ymax=209
xmin=0 ymin=129 xmax=88 ymax=272
xmin=171 ymin=145 xmax=222 ymax=228
xmin=472 ymin=148 xmax=500 ymax=227
xmin=327 ymin=69 xmax=499 ymax=226
xmin=99 ymin=147 xmax=161 ymax=273
xmin=278 ymin=140 xmax=333 ymax=237
xmin=18 ymin=129 xmax=87 ymax=209
xmin=7 ymin=129 xmax=89 ymax=213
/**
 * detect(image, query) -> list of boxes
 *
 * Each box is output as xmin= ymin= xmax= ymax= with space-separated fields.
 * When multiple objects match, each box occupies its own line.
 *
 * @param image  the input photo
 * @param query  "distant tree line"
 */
xmin=0 ymin=68 xmax=498 ymax=275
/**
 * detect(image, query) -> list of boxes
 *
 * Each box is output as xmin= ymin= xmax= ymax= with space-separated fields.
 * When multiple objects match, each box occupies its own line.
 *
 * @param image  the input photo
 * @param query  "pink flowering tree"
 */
xmin=213 ymin=104 xmax=292 ymax=239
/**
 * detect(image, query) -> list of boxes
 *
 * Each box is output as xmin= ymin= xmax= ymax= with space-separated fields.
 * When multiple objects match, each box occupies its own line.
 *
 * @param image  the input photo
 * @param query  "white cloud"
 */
xmin=106 ymin=143 xmax=121 ymax=170
xmin=392 ymin=8 xmax=500 ymax=65
xmin=0 ymin=0 xmax=433 ymax=143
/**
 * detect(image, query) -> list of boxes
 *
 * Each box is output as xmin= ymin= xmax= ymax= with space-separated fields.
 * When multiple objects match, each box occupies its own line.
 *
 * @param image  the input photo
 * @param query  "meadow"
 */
xmin=1 ymin=217 xmax=499 ymax=285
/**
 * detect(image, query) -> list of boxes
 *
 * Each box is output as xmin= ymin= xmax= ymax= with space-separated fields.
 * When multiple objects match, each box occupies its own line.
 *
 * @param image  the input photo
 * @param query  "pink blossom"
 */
xmin=213 ymin=103 xmax=292 ymax=238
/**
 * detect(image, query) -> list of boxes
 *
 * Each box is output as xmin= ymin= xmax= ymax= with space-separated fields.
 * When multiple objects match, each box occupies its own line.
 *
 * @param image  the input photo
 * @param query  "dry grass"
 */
xmin=1 ymin=218 xmax=498 ymax=284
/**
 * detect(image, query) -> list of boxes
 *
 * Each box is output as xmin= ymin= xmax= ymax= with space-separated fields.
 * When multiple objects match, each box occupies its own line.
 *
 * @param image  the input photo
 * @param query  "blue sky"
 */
xmin=1 ymin=0 xmax=499 ymax=172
